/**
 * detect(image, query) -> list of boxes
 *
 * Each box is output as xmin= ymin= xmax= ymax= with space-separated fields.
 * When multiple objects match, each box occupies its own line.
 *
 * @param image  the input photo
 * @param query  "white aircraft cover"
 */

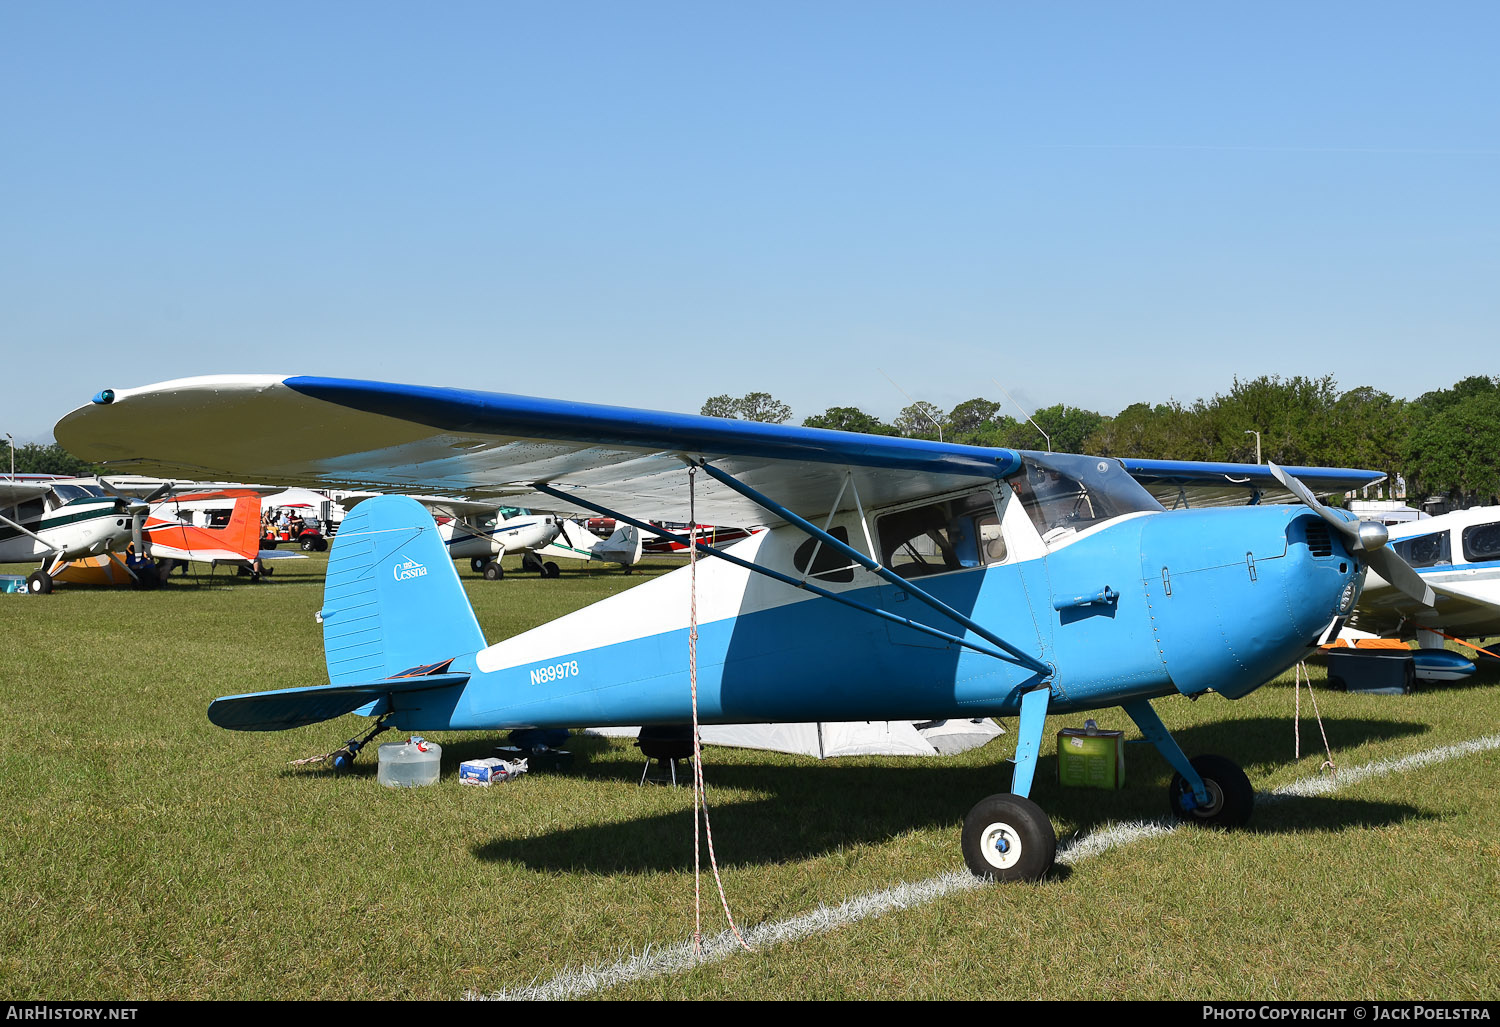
xmin=588 ymin=718 xmax=1003 ymax=759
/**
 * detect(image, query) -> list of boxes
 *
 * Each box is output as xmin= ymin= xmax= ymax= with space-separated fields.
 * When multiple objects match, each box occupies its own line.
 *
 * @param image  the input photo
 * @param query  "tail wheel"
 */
xmin=1168 ymin=754 xmax=1254 ymax=828
xmin=961 ymin=793 xmax=1055 ymax=882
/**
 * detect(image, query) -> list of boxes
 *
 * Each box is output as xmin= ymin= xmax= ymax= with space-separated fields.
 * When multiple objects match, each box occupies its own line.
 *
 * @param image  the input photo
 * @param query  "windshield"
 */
xmin=1010 ymin=452 xmax=1163 ymax=538
xmin=52 ymin=483 xmax=106 ymax=504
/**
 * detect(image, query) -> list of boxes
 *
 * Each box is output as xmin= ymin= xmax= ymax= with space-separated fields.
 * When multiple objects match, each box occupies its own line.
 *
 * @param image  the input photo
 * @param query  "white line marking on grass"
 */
xmin=469 ymin=733 xmax=1500 ymax=1001
xmin=1264 ymin=733 xmax=1500 ymax=799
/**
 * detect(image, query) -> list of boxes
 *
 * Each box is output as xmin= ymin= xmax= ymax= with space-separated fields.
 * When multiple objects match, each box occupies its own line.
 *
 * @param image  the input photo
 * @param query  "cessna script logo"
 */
xmin=393 ymin=557 xmax=428 ymax=582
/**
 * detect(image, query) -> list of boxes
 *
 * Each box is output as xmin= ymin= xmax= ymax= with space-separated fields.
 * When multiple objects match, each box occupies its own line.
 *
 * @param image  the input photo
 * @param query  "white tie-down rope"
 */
xmin=687 ymin=465 xmax=751 ymax=954
xmin=1293 ymin=660 xmax=1337 ymax=779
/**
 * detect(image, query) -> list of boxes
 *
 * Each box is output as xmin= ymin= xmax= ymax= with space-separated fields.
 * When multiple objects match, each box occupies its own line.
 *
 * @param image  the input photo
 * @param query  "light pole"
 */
xmin=1244 ymin=429 xmax=1262 ymax=465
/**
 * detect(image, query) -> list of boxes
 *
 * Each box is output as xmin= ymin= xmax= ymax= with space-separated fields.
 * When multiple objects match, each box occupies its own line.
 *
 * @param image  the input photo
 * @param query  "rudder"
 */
xmin=321 ymin=495 xmax=486 ymax=684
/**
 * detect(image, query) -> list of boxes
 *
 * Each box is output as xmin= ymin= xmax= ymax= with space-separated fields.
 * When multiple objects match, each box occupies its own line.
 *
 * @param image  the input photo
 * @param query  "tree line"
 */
xmin=703 ymin=375 xmax=1500 ymax=506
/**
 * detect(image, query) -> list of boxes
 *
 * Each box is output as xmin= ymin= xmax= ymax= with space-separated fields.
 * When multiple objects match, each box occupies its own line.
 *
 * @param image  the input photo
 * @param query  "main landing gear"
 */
xmin=960 ymin=692 xmax=1255 ymax=882
xmin=521 ymin=552 xmax=560 ymax=578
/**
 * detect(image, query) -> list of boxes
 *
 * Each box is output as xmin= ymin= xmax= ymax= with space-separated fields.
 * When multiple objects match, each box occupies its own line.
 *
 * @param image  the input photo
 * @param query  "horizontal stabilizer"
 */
xmin=207 ymin=672 xmax=470 ymax=732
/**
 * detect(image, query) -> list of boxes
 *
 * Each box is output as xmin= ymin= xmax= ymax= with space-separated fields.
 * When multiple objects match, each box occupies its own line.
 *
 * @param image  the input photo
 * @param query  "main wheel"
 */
xmin=543 ymin=561 xmax=560 ymax=578
xmin=26 ymin=570 xmax=53 ymax=595
xmin=482 ymin=562 xmax=504 ymax=581
xmin=470 ymin=557 xmax=488 ymax=574
xmin=961 ymin=794 xmax=1056 ymax=882
xmin=521 ymin=551 xmax=543 ymax=574
xmin=1167 ymin=754 xmax=1254 ymax=828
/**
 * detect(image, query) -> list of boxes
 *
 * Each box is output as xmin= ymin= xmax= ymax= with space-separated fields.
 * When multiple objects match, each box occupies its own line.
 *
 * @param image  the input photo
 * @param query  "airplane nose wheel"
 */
xmin=961 ymin=794 xmax=1056 ymax=882
xmin=1167 ymin=754 xmax=1253 ymax=828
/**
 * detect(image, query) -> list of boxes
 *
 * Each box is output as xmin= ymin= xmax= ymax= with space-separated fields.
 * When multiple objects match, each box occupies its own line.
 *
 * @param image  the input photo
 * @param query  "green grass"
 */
xmin=1 ymin=554 xmax=1497 ymax=999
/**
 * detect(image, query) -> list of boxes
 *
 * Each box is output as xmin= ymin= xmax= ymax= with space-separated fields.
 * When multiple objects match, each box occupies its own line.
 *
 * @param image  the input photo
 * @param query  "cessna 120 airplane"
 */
xmin=55 ymin=375 xmax=1431 ymax=881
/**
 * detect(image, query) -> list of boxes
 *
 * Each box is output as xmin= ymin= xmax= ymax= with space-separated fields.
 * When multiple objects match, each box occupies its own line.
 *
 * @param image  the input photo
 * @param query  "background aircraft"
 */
xmin=56 ymin=375 xmax=1423 ymax=882
xmin=0 ymin=476 xmax=162 ymax=593
xmin=48 ymin=483 xmax=303 ymax=586
xmin=1321 ymin=504 xmax=1500 ymax=680
xmin=339 ymin=494 xmax=642 ymax=577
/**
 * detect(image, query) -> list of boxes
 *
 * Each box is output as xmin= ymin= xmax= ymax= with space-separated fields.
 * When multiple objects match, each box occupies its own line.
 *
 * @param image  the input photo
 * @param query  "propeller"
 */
xmin=98 ymin=478 xmax=176 ymax=555
xmin=1267 ymin=462 xmax=1435 ymax=608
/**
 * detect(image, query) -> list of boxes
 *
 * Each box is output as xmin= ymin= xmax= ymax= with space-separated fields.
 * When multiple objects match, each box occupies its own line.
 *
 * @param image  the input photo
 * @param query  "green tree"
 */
xmin=1404 ymin=378 xmax=1500 ymax=502
xmin=801 ymin=406 xmax=896 ymax=434
xmin=699 ymin=392 xmax=793 ymax=423
xmin=946 ymin=398 xmax=1001 ymax=437
xmin=894 ymin=401 xmax=946 ymax=439
xmin=5 ymin=442 xmax=98 ymax=476
xmin=700 ymin=394 xmax=739 ymax=419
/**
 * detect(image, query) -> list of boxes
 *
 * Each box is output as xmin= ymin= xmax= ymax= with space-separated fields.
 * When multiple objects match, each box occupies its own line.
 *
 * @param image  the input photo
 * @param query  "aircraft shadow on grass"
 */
xmin=468 ymin=717 xmax=1431 ymax=876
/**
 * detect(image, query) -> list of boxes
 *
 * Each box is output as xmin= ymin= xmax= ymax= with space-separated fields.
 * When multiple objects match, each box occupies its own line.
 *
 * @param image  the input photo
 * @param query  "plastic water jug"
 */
xmin=377 ymin=737 xmax=442 ymax=788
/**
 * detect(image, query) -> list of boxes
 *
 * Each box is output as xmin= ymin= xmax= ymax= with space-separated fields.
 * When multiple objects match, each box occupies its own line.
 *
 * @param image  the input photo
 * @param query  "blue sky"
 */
xmin=5 ymin=2 xmax=1497 ymax=443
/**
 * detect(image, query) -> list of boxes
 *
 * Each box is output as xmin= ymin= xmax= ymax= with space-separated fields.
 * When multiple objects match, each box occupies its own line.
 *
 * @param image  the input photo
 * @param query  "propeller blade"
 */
xmin=1267 ymin=462 xmax=1360 ymax=546
xmin=1268 ymin=462 xmax=1433 ymax=606
xmin=1365 ymin=546 xmax=1437 ymax=609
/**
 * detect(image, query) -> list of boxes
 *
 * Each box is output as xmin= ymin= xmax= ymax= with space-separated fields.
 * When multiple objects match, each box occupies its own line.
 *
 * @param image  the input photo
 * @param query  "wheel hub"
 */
xmin=1189 ymin=778 xmax=1225 ymax=818
xmin=979 ymin=821 xmax=1023 ymax=870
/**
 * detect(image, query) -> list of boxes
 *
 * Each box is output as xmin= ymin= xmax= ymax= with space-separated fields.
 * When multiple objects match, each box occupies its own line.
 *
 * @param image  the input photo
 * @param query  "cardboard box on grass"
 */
xmin=1057 ymin=721 xmax=1124 ymax=789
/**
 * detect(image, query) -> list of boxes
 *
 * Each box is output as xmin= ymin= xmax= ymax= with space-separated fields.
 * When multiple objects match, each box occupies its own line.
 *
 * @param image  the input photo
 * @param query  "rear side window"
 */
xmin=877 ymin=491 xmax=1001 ymax=579
xmin=1392 ymin=531 xmax=1450 ymax=568
xmin=1462 ymin=522 xmax=1500 ymax=563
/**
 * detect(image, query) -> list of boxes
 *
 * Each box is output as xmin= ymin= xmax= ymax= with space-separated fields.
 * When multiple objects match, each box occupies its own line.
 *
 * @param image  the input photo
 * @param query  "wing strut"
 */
xmin=530 ymin=482 xmax=1033 ymax=667
xmin=697 ymin=462 xmax=1052 ymax=678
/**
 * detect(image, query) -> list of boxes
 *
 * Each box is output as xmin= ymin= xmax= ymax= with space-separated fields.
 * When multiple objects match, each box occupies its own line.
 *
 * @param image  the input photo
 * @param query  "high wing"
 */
xmin=0 ymin=481 xmax=57 ymax=505
xmin=1122 ymin=458 xmax=1385 ymax=508
xmin=57 ymin=375 xmax=1024 ymax=526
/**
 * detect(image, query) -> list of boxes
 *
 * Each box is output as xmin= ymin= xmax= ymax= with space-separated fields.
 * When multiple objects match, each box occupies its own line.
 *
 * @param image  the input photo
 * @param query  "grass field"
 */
xmin=2 ymin=552 xmax=1497 ymax=1000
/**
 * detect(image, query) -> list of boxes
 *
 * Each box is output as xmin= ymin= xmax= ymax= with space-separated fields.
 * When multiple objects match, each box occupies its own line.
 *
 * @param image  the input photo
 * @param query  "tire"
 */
xmin=482 ymin=562 xmax=504 ymax=581
xmin=301 ymin=537 xmax=316 ymax=551
xmin=961 ymin=793 xmax=1056 ymax=882
xmin=26 ymin=570 xmax=53 ymax=595
xmin=521 ymin=551 xmax=543 ymax=574
xmin=543 ymin=561 xmax=560 ymax=578
xmin=1168 ymin=754 xmax=1254 ymax=828
xmin=471 ymin=557 xmax=488 ymax=574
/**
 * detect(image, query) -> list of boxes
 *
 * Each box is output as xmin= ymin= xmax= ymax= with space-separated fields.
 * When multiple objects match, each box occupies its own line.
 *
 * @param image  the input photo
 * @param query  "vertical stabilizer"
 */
xmin=321 ymin=495 xmax=486 ymax=684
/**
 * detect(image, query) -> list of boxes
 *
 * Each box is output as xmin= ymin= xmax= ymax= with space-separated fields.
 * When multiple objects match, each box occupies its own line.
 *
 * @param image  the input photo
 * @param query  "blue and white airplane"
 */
xmin=54 ymin=375 xmax=1430 ymax=881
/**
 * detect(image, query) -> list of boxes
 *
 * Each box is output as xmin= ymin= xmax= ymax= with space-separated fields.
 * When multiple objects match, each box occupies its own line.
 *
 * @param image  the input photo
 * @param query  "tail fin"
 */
xmin=322 ymin=495 xmax=486 ymax=684
xmin=591 ymin=522 xmax=643 ymax=566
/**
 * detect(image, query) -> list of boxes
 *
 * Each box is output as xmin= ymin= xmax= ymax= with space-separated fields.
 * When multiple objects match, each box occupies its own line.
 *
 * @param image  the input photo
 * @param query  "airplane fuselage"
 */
xmin=379 ymin=503 xmax=1361 ymax=732
xmin=0 ymin=495 xmax=136 ymax=563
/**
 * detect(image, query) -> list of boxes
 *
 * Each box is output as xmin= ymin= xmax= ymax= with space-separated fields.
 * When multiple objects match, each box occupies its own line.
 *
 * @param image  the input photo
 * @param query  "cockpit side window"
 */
xmin=877 ymin=490 xmax=1003 ymax=579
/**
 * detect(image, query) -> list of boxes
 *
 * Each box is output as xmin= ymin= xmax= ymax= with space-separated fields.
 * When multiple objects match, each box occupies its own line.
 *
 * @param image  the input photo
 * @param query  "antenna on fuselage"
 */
xmin=991 ymin=378 xmax=1051 ymax=453
xmin=877 ymin=368 xmax=944 ymax=442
